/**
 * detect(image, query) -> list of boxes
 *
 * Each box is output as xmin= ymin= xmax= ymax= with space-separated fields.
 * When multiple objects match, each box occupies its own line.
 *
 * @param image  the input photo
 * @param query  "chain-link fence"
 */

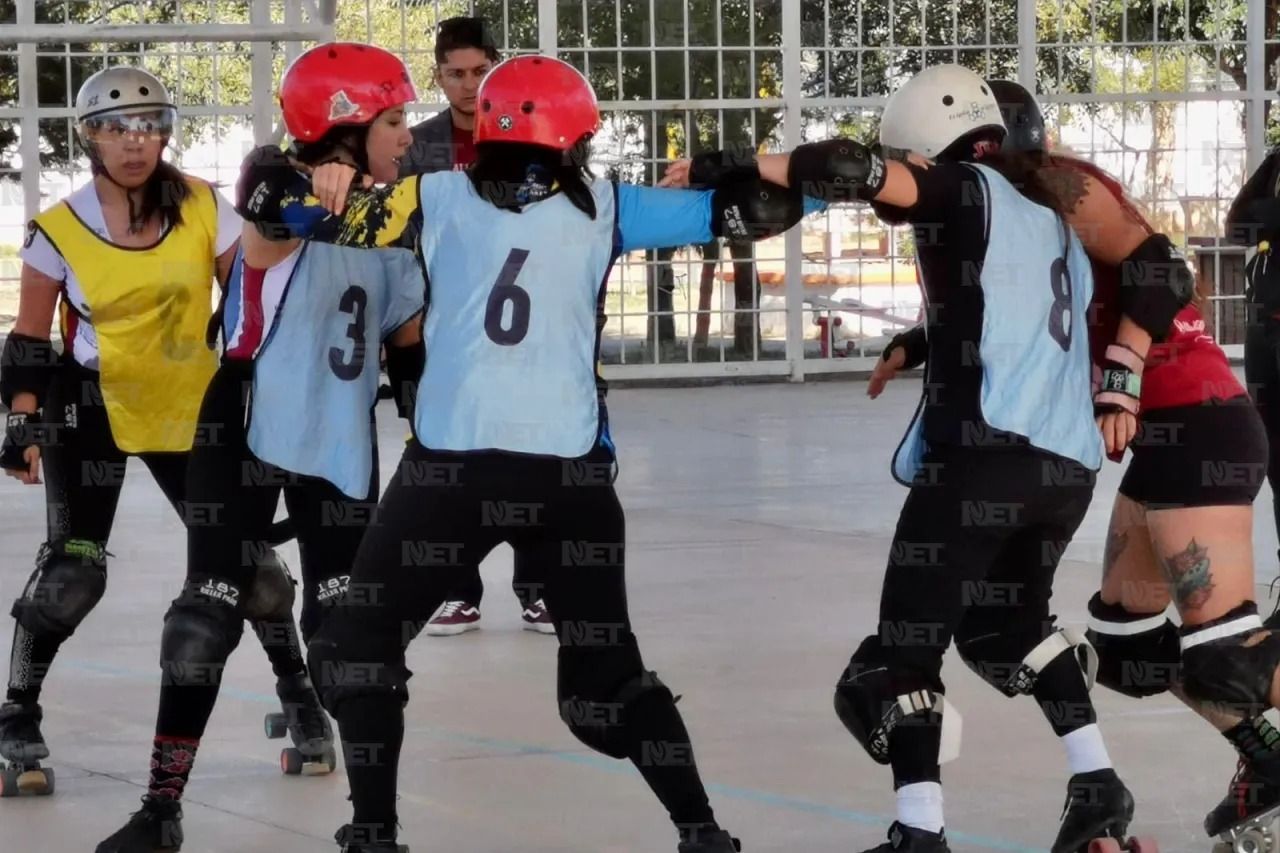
xmin=0 ymin=0 xmax=1271 ymax=376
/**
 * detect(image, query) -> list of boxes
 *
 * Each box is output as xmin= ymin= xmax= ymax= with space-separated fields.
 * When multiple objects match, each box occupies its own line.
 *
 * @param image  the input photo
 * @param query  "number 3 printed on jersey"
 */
xmin=1047 ymin=256 xmax=1073 ymax=352
xmin=485 ymin=248 xmax=532 ymax=346
xmin=330 ymin=284 xmax=368 ymax=381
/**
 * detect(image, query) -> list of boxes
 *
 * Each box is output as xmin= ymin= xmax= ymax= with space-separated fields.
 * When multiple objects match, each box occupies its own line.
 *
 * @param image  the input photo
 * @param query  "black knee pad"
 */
xmin=556 ymin=640 xmax=675 ymax=760
xmin=832 ymin=636 xmax=962 ymax=767
xmin=11 ymin=538 xmax=108 ymax=637
xmin=955 ymin=624 xmax=1098 ymax=698
xmin=159 ymin=604 xmax=244 ymax=688
xmin=306 ymin=621 xmax=408 ymax=717
xmin=244 ymin=550 xmax=296 ymax=622
xmin=1180 ymin=600 xmax=1280 ymax=717
xmin=1084 ymin=592 xmax=1181 ymax=699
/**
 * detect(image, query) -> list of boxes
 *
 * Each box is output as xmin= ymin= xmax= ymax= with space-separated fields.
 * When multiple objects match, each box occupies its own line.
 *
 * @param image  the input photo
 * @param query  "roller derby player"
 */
xmin=229 ymin=51 xmax=828 ymax=853
xmin=92 ymin=43 xmax=428 ymax=853
xmin=665 ymin=63 xmax=1187 ymax=853
xmin=982 ymin=79 xmax=1279 ymax=853
xmin=397 ymin=14 xmax=554 ymax=637
xmin=0 ymin=65 xmax=313 ymax=800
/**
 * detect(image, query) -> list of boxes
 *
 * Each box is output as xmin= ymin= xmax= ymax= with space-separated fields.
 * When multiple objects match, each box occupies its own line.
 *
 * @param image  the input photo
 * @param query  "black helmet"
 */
xmin=986 ymin=79 xmax=1046 ymax=154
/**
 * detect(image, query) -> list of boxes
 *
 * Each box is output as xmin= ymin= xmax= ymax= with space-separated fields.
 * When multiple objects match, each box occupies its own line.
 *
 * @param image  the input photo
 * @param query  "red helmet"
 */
xmin=280 ymin=43 xmax=417 ymax=143
xmin=475 ymin=55 xmax=600 ymax=151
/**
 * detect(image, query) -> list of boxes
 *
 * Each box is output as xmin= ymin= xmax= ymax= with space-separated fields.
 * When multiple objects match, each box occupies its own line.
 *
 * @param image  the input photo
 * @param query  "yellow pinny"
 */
xmin=32 ymin=178 xmax=221 ymax=453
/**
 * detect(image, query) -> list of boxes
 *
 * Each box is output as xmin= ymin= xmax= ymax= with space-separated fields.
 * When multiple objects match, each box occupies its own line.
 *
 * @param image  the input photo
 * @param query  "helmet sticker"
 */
xmin=497 ymin=115 xmax=514 ymax=131
xmin=328 ymin=90 xmax=360 ymax=122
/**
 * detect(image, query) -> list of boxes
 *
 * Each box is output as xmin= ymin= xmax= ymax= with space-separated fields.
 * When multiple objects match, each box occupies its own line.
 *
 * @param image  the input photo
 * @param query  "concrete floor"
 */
xmin=2 ymin=373 xmax=1277 ymax=853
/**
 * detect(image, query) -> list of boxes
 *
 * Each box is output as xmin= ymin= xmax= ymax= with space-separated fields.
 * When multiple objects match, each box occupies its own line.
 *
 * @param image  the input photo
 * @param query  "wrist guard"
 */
xmin=687 ymin=144 xmax=760 ymax=189
xmin=1 ymin=411 xmax=49 ymax=472
xmin=1094 ymin=344 xmax=1143 ymax=416
xmin=236 ymin=145 xmax=312 ymax=241
xmin=884 ymin=326 xmax=928 ymax=370
xmin=1 ymin=333 xmax=59 ymax=411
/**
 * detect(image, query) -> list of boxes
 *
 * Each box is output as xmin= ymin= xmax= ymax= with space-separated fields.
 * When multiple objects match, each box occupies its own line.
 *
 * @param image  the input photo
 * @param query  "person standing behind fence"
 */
xmin=397 ymin=15 xmax=555 ymax=637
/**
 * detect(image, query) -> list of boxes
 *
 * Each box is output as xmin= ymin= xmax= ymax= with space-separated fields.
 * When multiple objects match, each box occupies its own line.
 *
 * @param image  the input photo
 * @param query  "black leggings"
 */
xmin=1244 ymin=315 xmax=1280 ymax=554
xmin=306 ymin=440 xmax=719 ymax=841
xmin=6 ymin=361 xmax=190 ymax=703
xmin=154 ymin=362 xmax=379 ymax=739
xmin=848 ymin=445 xmax=1097 ymax=786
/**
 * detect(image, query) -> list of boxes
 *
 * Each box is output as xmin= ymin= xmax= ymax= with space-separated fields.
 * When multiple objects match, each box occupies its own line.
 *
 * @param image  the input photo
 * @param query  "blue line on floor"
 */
xmin=62 ymin=657 xmax=1045 ymax=853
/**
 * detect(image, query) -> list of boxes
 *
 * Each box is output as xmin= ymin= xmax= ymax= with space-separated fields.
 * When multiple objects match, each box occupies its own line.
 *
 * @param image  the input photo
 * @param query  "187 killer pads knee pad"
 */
xmin=832 ymin=640 xmax=962 ymax=766
xmin=1180 ymin=601 xmax=1280 ymax=718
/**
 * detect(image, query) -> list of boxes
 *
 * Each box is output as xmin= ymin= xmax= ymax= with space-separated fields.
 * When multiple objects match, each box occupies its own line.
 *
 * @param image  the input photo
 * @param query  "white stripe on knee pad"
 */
xmin=1180 ymin=615 xmax=1263 ymax=651
xmin=1022 ymin=627 xmax=1099 ymax=692
xmin=1087 ymin=610 xmax=1173 ymax=636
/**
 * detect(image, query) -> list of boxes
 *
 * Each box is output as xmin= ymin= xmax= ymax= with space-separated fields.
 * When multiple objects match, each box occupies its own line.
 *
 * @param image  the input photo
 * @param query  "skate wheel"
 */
xmin=1089 ymin=839 xmax=1124 ymax=853
xmin=1233 ymin=829 xmax=1271 ymax=853
xmin=1126 ymin=836 xmax=1158 ymax=853
xmin=264 ymin=712 xmax=288 ymax=739
xmin=281 ymin=747 xmax=304 ymax=775
xmin=0 ymin=765 xmax=53 ymax=797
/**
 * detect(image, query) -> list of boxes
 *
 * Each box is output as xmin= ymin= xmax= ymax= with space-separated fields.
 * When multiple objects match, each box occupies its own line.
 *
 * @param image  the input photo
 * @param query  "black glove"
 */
xmin=687 ymin=143 xmax=760 ymax=189
xmin=883 ymin=325 xmax=928 ymax=370
xmin=1 ymin=411 xmax=47 ymax=473
xmin=236 ymin=145 xmax=308 ymax=240
xmin=1093 ymin=344 xmax=1143 ymax=416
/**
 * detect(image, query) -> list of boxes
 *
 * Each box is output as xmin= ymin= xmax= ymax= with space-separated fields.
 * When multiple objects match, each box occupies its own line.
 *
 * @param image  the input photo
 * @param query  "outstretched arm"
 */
xmin=234 ymin=146 xmax=424 ymax=250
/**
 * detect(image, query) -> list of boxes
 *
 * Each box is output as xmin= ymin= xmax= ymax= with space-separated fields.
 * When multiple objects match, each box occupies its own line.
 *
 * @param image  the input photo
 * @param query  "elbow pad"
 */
xmin=1 ymin=333 xmax=59 ymax=411
xmin=787 ymin=139 xmax=888 ymax=204
xmin=1117 ymin=233 xmax=1195 ymax=342
xmin=886 ymin=325 xmax=928 ymax=370
xmin=711 ymin=179 xmax=806 ymax=244
xmin=384 ymin=340 xmax=424 ymax=420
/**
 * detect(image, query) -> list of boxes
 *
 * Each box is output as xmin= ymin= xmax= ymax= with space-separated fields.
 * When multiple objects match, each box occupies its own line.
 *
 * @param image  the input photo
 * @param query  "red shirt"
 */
xmin=452 ymin=124 xmax=476 ymax=170
xmin=1056 ymin=155 xmax=1243 ymax=410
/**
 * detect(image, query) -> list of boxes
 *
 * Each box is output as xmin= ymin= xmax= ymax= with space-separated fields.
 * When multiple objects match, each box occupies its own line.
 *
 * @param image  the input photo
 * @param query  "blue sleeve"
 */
xmin=803 ymin=196 xmax=828 ymax=216
xmin=380 ymin=249 xmax=425 ymax=337
xmin=615 ymin=183 xmax=715 ymax=254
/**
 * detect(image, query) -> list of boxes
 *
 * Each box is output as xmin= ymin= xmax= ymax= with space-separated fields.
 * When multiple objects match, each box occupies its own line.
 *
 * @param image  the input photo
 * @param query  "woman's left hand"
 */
xmin=1097 ymin=409 xmax=1138 ymax=457
xmin=659 ymin=159 xmax=692 ymax=189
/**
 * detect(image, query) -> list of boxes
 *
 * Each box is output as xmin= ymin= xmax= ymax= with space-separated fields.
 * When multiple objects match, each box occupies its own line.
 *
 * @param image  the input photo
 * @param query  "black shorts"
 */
xmin=1119 ymin=396 xmax=1268 ymax=508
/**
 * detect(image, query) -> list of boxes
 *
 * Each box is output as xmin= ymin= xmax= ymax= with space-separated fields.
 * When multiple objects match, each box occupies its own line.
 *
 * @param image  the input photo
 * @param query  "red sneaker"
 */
xmin=521 ymin=599 xmax=556 ymax=634
xmin=425 ymin=600 xmax=481 ymax=636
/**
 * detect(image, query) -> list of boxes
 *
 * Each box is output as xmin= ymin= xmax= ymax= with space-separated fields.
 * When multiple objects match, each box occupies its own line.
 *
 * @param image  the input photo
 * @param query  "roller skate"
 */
xmin=678 ymin=825 xmax=742 ymax=853
xmin=0 ymin=700 xmax=54 ymax=797
xmin=263 ymin=672 xmax=337 ymax=776
xmin=1206 ymin=755 xmax=1280 ymax=853
xmin=334 ymin=822 xmax=408 ymax=852
xmin=94 ymin=793 xmax=183 ymax=853
xmin=855 ymin=821 xmax=949 ymax=853
xmin=1051 ymin=769 xmax=1156 ymax=853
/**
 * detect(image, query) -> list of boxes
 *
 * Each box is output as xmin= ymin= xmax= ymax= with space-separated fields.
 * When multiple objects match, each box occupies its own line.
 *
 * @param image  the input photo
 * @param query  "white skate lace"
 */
xmin=437 ymin=601 xmax=466 ymax=618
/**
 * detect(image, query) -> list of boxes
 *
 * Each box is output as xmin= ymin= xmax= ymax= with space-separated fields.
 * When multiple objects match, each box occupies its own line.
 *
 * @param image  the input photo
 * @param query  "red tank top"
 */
xmin=1056 ymin=156 xmax=1243 ymax=410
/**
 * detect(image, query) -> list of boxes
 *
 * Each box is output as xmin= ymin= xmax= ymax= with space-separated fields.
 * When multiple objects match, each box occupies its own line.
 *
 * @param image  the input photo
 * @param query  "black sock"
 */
xmin=339 ymin=695 xmax=404 ymax=841
xmin=888 ymin=711 xmax=943 ymax=787
xmin=624 ymin=690 xmax=718 ymax=835
xmin=1225 ymin=716 xmax=1280 ymax=762
xmin=251 ymin=617 xmax=307 ymax=679
xmin=1031 ymin=651 xmax=1097 ymax=737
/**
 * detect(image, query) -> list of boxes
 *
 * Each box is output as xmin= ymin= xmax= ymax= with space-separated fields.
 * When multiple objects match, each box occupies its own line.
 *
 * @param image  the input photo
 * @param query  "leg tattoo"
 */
xmin=1159 ymin=539 xmax=1216 ymax=612
xmin=1102 ymin=528 xmax=1129 ymax=583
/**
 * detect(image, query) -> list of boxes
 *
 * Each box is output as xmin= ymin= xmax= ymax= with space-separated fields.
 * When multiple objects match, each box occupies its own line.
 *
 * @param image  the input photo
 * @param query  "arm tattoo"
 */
xmin=1102 ymin=528 xmax=1129 ymax=582
xmin=1158 ymin=538 xmax=1216 ymax=612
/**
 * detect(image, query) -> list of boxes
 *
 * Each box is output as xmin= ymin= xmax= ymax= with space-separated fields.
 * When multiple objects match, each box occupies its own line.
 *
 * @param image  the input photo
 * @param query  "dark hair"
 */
xmin=103 ymin=158 xmax=192 ymax=234
xmin=291 ymin=124 xmax=372 ymax=172
xmin=434 ymin=17 xmax=500 ymax=65
xmin=937 ymin=127 xmax=1067 ymax=218
xmin=468 ymin=140 xmax=596 ymax=218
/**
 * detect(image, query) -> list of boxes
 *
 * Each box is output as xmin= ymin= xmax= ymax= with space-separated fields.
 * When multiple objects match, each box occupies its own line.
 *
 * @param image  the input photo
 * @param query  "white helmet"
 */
xmin=74 ymin=66 xmax=177 ymax=153
xmin=879 ymin=64 xmax=1005 ymax=160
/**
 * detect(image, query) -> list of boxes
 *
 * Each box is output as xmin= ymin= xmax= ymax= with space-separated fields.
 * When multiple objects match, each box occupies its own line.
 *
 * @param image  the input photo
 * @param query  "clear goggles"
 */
xmin=78 ymin=105 xmax=177 ymax=144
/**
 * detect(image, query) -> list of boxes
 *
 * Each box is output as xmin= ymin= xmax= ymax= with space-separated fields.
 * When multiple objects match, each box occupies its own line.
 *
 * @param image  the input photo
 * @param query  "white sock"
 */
xmin=1062 ymin=724 xmax=1112 ymax=774
xmin=896 ymin=781 xmax=944 ymax=833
